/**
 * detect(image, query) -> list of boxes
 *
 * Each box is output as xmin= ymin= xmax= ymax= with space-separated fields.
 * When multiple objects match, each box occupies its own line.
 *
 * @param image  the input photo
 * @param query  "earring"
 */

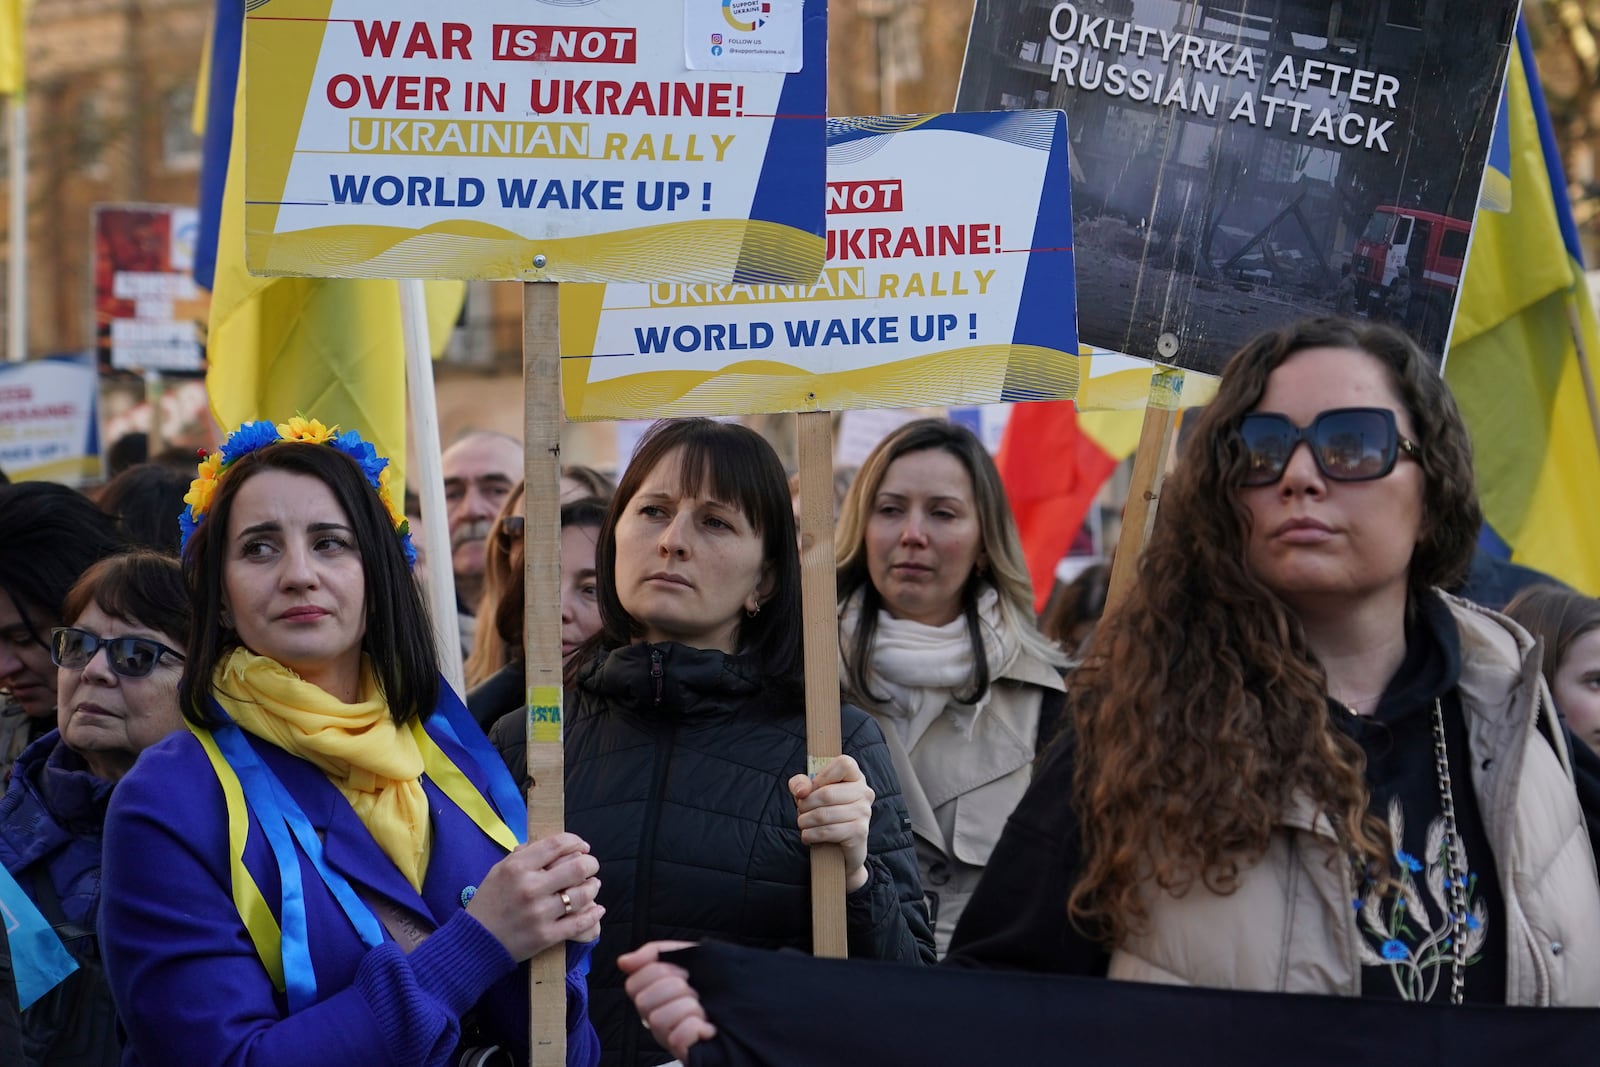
xmin=746 ymin=602 xmax=761 ymax=618
xmin=220 ymin=609 xmax=234 ymax=630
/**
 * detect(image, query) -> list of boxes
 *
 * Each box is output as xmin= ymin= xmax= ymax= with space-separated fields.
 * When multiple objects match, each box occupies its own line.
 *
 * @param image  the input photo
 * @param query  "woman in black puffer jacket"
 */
xmin=493 ymin=418 xmax=934 ymax=1066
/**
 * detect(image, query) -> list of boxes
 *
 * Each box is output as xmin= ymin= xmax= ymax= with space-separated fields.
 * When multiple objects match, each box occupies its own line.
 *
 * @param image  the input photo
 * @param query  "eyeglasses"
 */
xmin=50 ymin=627 xmax=184 ymax=679
xmin=1236 ymin=407 xmax=1420 ymax=488
xmin=495 ymin=516 xmax=525 ymax=549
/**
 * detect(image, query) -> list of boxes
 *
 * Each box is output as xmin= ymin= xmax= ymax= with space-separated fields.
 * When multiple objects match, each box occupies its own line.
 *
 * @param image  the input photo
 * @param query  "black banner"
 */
xmin=678 ymin=942 xmax=1600 ymax=1065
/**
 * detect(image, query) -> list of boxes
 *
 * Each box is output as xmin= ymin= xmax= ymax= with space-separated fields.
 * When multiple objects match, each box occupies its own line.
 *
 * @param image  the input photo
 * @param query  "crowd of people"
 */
xmin=0 ymin=315 xmax=1597 ymax=1065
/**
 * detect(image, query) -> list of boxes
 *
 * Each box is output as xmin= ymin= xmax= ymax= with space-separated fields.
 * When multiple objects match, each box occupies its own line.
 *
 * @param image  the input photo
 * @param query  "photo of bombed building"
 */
xmin=957 ymin=0 xmax=1519 ymax=375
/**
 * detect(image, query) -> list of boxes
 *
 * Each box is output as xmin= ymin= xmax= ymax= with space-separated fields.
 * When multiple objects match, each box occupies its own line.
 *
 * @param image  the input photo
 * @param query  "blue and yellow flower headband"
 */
xmin=180 ymin=416 xmax=417 ymax=568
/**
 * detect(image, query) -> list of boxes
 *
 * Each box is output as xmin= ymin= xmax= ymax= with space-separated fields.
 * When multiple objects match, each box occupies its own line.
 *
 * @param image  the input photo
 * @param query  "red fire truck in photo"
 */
xmin=1350 ymin=205 xmax=1471 ymax=350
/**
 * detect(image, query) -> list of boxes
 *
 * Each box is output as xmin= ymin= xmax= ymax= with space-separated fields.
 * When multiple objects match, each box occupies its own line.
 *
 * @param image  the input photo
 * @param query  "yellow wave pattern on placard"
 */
xmin=562 ymin=345 xmax=1079 ymax=420
xmin=8 ymin=455 xmax=101 ymax=484
xmin=247 ymin=217 xmax=826 ymax=284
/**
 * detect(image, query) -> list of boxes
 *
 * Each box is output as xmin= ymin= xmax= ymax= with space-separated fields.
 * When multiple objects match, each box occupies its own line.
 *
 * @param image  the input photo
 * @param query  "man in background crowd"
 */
xmin=441 ymin=431 xmax=524 ymax=659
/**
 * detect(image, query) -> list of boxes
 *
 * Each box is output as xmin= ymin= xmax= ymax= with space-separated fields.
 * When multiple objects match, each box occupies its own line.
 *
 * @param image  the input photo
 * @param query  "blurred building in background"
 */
xmin=2 ymin=0 xmax=209 ymax=359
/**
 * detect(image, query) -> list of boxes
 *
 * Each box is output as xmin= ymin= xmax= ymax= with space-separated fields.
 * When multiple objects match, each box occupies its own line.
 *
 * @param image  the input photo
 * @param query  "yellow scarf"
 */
xmin=213 ymin=648 xmax=432 ymax=891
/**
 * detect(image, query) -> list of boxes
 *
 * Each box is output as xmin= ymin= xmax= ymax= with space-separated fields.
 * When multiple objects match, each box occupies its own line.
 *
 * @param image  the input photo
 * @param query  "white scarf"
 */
xmin=840 ymin=587 xmax=1018 ymax=752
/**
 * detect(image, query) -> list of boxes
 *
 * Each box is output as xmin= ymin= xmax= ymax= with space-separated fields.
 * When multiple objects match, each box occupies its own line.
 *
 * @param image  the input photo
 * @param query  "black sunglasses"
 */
xmin=50 ymin=627 xmax=184 ymax=679
xmin=1237 ymin=407 xmax=1420 ymax=488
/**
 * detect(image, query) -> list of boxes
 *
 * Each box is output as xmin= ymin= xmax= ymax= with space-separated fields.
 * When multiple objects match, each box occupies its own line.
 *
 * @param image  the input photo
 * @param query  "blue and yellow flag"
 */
xmin=197 ymin=1 xmax=463 ymax=494
xmin=0 ymin=0 xmax=27 ymax=96
xmin=1446 ymin=20 xmax=1600 ymax=595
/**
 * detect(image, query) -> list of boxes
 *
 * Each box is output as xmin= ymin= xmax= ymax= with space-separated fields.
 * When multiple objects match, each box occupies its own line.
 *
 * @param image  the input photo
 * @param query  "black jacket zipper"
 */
xmin=627 ymin=647 xmax=673 ymax=1061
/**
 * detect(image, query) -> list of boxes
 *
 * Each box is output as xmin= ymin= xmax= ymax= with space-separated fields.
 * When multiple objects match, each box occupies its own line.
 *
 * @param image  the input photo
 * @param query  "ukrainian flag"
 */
xmin=1445 ymin=20 xmax=1600 ymax=595
xmin=0 ymin=0 xmax=26 ymax=96
xmin=196 ymin=0 xmax=463 ymax=494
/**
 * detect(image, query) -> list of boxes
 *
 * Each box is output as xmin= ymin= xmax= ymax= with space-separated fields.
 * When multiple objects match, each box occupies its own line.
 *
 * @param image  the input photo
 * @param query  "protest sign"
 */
xmin=94 ymin=205 xmax=207 ymax=374
xmin=561 ymin=110 xmax=1077 ymax=419
xmin=0 ymin=354 xmax=100 ymax=485
xmin=244 ymin=0 xmax=827 ymax=284
xmin=957 ymin=1 xmax=1520 ymax=375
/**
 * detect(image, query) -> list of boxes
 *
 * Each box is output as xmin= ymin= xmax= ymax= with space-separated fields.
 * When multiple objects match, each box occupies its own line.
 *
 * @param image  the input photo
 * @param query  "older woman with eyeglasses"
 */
xmin=0 ymin=482 xmax=124 ymax=783
xmin=0 ymin=549 xmax=190 ymax=1064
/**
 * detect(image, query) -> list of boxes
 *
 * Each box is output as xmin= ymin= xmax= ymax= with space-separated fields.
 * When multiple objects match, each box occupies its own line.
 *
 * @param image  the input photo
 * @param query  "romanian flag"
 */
xmin=0 ymin=0 xmax=26 ymax=96
xmin=1445 ymin=21 xmax=1600 ymax=595
xmin=997 ymin=401 xmax=1140 ymax=612
xmin=197 ymin=1 xmax=463 ymax=494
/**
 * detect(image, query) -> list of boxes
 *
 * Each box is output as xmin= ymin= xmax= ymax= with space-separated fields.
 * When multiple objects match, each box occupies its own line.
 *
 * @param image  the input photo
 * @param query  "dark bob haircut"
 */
xmin=492 ymin=495 xmax=611 ymax=662
xmin=177 ymin=441 xmax=438 ymax=728
xmin=0 ymin=482 xmax=124 ymax=643
xmin=62 ymin=549 xmax=192 ymax=650
xmin=590 ymin=418 xmax=802 ymax=685
xmin=98 ymin=463 xmax=191 ymax=556
xmin=1186 ymin=316 xmax=1480 ymax=600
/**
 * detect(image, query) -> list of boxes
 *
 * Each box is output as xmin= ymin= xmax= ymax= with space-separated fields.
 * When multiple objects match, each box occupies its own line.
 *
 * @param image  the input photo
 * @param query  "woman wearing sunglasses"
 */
xmin=942 ymin=315 xmax=1600 ymax=1003
xmin=0 ymin=548 xmax=189 ymax=1065
xmin=622 ymin=317 xmax=1600 ymax=1063
xmin=98 ymin=422 xmax=602 ymax=1067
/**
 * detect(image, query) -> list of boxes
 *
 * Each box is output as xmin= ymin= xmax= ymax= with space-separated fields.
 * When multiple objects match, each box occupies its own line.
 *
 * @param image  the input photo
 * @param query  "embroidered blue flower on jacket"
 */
xmin=1357 ymin=797 xmax=1490 ymax=1001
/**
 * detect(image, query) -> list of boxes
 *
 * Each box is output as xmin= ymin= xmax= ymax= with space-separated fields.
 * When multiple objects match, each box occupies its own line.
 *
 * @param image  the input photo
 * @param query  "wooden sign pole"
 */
xmin=795 ymin=409 xmax=849 ymax=958
xmin=1104 ymin=367 xmax=1185 ymax=617
xmin=522 ymin=281 xmax=566 ymax=1067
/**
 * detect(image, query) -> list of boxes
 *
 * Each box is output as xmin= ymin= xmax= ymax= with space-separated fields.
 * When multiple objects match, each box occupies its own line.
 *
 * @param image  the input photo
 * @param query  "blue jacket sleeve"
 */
xmin=100 ymin=736 xmax=599 ymax=1067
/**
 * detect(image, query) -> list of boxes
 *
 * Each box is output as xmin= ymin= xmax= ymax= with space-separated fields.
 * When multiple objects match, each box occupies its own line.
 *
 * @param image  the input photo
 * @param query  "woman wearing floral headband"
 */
xmin=99 ymin=419 xmax=602 ymax=1067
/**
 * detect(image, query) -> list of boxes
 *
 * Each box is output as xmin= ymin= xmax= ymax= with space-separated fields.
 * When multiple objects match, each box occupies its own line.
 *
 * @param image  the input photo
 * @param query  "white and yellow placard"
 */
xmin=0 ymin=355 xmax=100 ymax=486
xmin=243 ymin=0 xmax=827 ymax=283
xmin=561 ymin=111 xmax=1078 ymax=419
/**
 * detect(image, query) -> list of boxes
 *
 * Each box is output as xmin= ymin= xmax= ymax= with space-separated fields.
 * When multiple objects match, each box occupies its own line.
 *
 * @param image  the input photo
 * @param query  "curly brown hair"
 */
xmin=1067 ymin=317 xmax=1481 ymax=946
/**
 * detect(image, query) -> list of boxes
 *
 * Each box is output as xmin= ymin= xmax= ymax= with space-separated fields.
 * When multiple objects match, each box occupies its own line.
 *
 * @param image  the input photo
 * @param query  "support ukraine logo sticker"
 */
xmin=723 ymin=0 xmax=773 ymax=32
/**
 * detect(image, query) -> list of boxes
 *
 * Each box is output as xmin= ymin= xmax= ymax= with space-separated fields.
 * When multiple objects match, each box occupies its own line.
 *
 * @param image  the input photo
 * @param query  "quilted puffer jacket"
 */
xmin=0 ymin=730 xmax=120 ymax=1066
xmin=558 ymin=641 xmax=935 ymax=1066
xmin=0 ymin=730 xmax=110 ymax=933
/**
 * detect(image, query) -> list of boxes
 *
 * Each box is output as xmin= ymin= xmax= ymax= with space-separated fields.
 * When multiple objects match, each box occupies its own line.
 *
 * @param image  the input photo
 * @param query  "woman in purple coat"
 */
xmin=100 ymin=421 xmax=603 ymax=1067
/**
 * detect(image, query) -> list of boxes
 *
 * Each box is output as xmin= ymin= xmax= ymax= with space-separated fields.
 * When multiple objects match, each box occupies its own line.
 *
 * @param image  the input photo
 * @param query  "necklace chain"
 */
xmin=1430 ymin=696 xmax=1467 ymax=1006
xmin=1335 ymin=690 xmax=1386 ymax=712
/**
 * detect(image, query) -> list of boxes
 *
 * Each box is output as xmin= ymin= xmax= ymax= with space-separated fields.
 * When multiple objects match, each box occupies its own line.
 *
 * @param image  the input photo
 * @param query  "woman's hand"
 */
xmin=620 ymin=941 xmax=713 ymax=1062
xmin=466 ymin=832 xmax=603 ymax=960
xmin=788 ymin=755 xmax=874 ymax=892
